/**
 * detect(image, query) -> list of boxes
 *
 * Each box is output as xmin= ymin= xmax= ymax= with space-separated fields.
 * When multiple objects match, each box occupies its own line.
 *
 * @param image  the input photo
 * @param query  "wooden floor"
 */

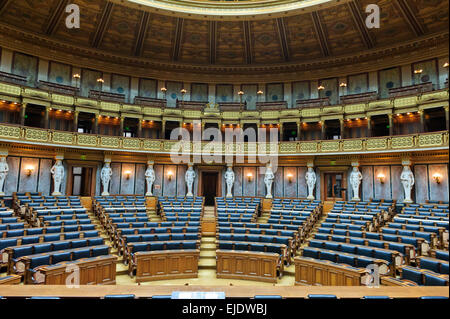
xmin=0 ymin=285 xmax=447 ymax=298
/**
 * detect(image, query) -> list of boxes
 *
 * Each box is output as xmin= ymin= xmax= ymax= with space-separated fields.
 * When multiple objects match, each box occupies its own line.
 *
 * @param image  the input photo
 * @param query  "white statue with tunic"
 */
xmin=350 ymin=166 xmax=363 ymax=201
xmin=305 ymin=167 xmax=316 ymax=200
xmin=145 ymin=164 xmax=156 ymax=196
xmin=224 ymin=166 xmax=235 ymax=198
xmin=264 ymin=164 xmax=275 ymax=199
xmin=401 ymin=165 xmax=415 ymax=203
xmin=185 ymin=165 xmax=196 ymax=197
xmin=101 ymin=162 xmax=113 ymax=196
xmin=0 ymin=157 xmax=9 ymax=196
xmin=50 ymin=160 xmax=65 ymax=196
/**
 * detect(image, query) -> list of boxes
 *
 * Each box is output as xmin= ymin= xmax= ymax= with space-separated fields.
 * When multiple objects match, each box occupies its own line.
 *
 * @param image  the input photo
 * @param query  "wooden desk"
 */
xmin=134 ymin=250 xmax=200 ymax=283
xmin=0 ymin=285 xmax=447 ymax=298
xmin=216 ymin=250 xmax=279 ymax=283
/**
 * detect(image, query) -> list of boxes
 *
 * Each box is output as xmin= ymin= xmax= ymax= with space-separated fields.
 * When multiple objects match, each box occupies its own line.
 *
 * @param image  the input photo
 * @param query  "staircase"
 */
xmin=199 ymin=206 xmax=217 ymax=270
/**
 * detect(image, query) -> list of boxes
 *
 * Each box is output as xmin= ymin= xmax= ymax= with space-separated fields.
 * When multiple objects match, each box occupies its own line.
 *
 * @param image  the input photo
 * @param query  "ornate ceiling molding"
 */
xmin=113 ymin=0 xmax=345 ymax=20
xmin=0 ymin=23 xmax=447 ymax=82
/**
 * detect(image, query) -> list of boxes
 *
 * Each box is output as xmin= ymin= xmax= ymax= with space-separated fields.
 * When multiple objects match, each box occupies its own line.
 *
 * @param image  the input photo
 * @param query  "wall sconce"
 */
xmin=443 ymin=62 xmax=449 ymax=68
xmin=246 ymin=173 xmax=253 ymax=182
xmin=25 ymin=165 xmax=34 ymax=176
xmin=287 ymin=173 xmax=293 ymax=183
xmin=124 ymin=171 xmax=132 ymax=180
xmin=377 ymin=173 xmax=385 ymax=184
xmin=414 ymin=69 xmax=423 ymax=74
xmin=167 ymin=171 xmax=174 ymax=181
xmin=180 ymin=88 xmax=187 ymax=95
xmin=339 ymin=82 xmax=347 ymax=87
xmin=433 ymin=173 xmax=442 ymax=184
xmin=318 ymin=85 xmax=325 ymax=90
xmin=257 ymin=90 xmax=264 ymax=95
xmin=96 ymin=78 xmax=104 ymax=84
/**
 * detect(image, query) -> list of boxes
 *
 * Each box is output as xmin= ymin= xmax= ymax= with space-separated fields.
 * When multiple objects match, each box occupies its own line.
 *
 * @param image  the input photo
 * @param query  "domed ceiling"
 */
xmin=0 ymin=0 xmax=447 ymax=77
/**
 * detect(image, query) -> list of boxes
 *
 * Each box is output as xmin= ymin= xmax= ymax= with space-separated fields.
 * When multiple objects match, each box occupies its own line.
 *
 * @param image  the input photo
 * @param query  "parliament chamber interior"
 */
xmin=0 ymin=0 xmax=448 ymax=302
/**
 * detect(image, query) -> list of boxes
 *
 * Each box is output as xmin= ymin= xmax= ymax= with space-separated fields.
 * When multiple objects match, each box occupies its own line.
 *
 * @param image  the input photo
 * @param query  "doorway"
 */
xmin=201 ymin=172 xmax=219 ymax=206
xmin=65 ymin=162 xmax=97 ymax=197
xmin=324 ymin=173 xmax=345 ymax=201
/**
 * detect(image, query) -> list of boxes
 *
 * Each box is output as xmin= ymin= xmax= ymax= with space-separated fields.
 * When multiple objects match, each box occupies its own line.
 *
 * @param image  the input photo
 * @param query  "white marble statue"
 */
xmin=401 ymin=166 xmax=415 ymax=203
xmin=305 ymin=167 xmax=316 ymax=200
xmin=224 ymin=167 xmax=235 ymax=198
xmin=50 ymin=160 xmax=65 ymax=196
xmin=145 ymin=164 xmax=156 ymax=196
xmin=264 ymin=164 xmax=275 ymax=199
xmin=0 ymin=157 xmax=9 ymax=196
xmin=101 ymin=162 xmax=113 ymax=196
xmin=185 ymin=166 xmax=196 ymax=197
xmin=350 ymin=166 xmax=363 ymax=201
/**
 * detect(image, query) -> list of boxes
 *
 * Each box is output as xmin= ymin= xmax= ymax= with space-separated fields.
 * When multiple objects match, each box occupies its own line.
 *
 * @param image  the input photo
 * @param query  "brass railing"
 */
xmin=0 ymin=123 xmax=447 ymax=155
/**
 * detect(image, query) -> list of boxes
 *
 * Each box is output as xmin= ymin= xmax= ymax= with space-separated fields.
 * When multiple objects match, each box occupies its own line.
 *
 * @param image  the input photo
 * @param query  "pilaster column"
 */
xmin=119 ymin=117 xmax=125 ymax=136
xmin=340 ymin=119 xmax=345 ymax=139
xmin=321 ymin=121 xmax=326 ymax=140
xmin=73 ymin=111 xmax=79 ymax=132
xmin=367 ymin=116 xmax=372 ymax=137
xmin=388 ymin=114 xmax=393 ymax=136
xmin=137 ymin=119 xmax=143 ymax=138
xmin=44 ymin=106 xmax=50 ymax=129
xmin=161 ymin=120 xmax=166 ymax=139
xmin=297 ymin=122 xmax=302 ymax=141
xmin=444 ymin=106 xmax=449 ymax=131
xmin=20 ymin=104 xmax=27 ymax=126
xmin=419 ymin=110 xmax=425 ymax=133
xmin=279 ymin=122 xmax=283 ymax=141
xmin=94 ymin=114 xmax=99 ymax=134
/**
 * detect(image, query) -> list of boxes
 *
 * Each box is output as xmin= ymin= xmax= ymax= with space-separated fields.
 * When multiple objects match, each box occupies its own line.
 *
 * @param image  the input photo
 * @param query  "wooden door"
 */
xmin=324 ymin=173 xmax=345 ymax=200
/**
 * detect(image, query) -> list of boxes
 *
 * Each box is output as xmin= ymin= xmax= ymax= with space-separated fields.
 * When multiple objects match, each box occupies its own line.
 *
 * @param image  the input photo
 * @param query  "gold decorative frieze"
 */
xmin=76 ymin=98 xmax=98 ymax=108
xmin=100 ymin=101 xmax=120 ymax=112
xmin=322 ymin=106 xmax=343 ymax=114
xmin=394 ymin=96 xmax=418 ymax=108
xmin=164 ymin=108 xmax=182 ymax=116
xmin=0 ymin=83 xmax=21 ymax=96
xmin=163 ymin=140 xmax=177 ymax=151
xmin=100 ymin=136 xmax=120 ymax=148
xmin=123 ymin=138 xmax=141 ymax=149
xmin=260 ymin=111 xmax=279 ymax=119
xmin=184 ymin=110 xmax=202 ymax=118
xmin=391 ymin=136 xmax=414 ymax=149
xmin=52 ymin=94 xmax=74 ymax=105
xmin=344 ymin=103 xmax=366 ymax=113
xmin=343 ymin=139 xmax=363 ymax=151
xmin=25 ymin=128 xmax=49 ymax=142
xmin=52 ymin=131 xmax=74 ymax=144
xmin=0 ymin=124 xmax=21 ymax=139
xmin=279 ymin=142 xmax=297 ymax=153
xmin=321 ymin=141 xmax=340 ymax=152
xmin=23 ymin=88 xmax=49 ymax=100
xmin=241 ymin=111 xmax=259 ymax=118
xmin=366 ymin=138 xmax=388 ymax=150
xmin=143 ymin=107 xmax=162 ymax=116
xmin=301 ymin=108 xmax=320 ymax=117
xmin=143 ymin=140 xmax=161 ymax=150
xmin=76 ymin=134 xmax=97 ymax=146
xmin=368 ymin=100 xmax=392 ymax=110
xmin=299 ymin=142 xmax=318 ymax=153
xmin=280 ymin=109 xmax=299 ymax=117
xmin=122 ymin=104 xmax=142 ymax=113
xmin=420 ymin=90 xmax=449 ymax=102
xmin=418 ymin=133 xmax=443 ymax=147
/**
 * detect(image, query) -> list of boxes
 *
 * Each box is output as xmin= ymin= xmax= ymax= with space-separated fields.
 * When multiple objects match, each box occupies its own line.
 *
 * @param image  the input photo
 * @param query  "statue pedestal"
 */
xmin=307 ymin=195 xmax=315 ymax=200
xmin=262 ymin=198 xmax=273 ymax=213
xmin=351 ymin=197 xmax=361 ymax=201
xmin=101 ymin=192 xmax=110 ymax=196
xmin=0 ymin=192 xmax=5 ymax=196
xmin=52 ymin=192 xmax=62 ymax=196
xmin=403 ymin=199 xmax=413 ymax=204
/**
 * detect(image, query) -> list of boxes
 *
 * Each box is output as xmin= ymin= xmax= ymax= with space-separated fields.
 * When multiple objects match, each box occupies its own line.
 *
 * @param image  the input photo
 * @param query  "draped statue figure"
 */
xmin=224 ymin=167 xmax=235 ymax=198
xmin=145 ymin=164 xmax=156 ymax=196
xmin=305 ymin=167 xmax=316 ymax=200
xmin=0 ymin=157 xmax=9 ymax=196
xmin=51 ymin=160 xmax=65 ymax=196
xmin=350 ymin=166 xmax=363 ymax=201
xmin=264 ymin=164 xmax=275 ymax=199
xmin=101 ymin=163 xmax=113 ymax=196
xmin=401 ymin=166 xmax=415 ymax=203
xmin=185 ymin=165 xmax=196 ymax=197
